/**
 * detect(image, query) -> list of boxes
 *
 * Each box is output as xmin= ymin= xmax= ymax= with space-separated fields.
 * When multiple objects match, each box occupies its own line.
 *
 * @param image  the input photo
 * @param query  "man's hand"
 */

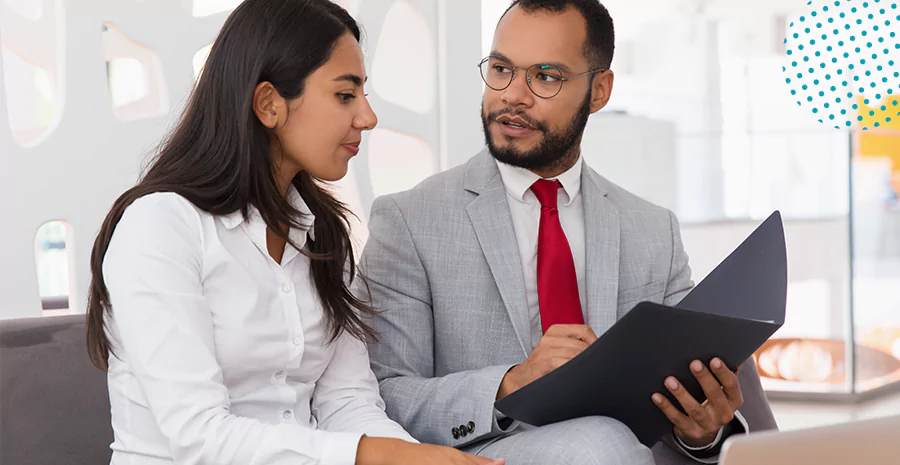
xmin=497 ymin=324 xmax=597 ymax=399
xmin=651 ymin=358 xmax=744 ymax=448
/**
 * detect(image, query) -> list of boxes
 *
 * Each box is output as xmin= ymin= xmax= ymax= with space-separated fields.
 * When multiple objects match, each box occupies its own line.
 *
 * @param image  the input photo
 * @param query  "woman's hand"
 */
xmin=357 ymin=436 xmax=504 ymax=465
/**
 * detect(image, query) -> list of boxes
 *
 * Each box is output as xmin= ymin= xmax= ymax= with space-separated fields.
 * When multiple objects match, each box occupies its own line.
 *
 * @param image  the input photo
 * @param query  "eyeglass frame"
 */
xmin=477 ymin=56 xmax=607 ymax=99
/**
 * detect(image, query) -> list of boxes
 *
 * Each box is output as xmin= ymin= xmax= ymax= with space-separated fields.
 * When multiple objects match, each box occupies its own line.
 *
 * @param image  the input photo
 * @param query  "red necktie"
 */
xmin=531 ymin=179 xmax=584 ymax=333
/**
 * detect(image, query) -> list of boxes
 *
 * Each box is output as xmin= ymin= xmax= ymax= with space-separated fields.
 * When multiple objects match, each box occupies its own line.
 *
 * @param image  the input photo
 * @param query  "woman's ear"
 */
xmin=252 ymin=81 xmax=286 ymax=129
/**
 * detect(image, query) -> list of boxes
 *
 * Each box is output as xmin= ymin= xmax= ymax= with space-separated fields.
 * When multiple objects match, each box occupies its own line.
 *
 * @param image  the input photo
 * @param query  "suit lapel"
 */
xmin=465 ymin=152 xmax=531 ymax=356
xmin=582 ymin=167 xmax=621 ymax=334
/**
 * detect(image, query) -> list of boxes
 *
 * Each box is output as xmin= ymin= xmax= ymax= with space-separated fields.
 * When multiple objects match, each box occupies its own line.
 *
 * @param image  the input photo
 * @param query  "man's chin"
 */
xmin=494 ymin=140 xmax=530 ymax=151
xmin=487 ymin=144 xmax=532 ymax=165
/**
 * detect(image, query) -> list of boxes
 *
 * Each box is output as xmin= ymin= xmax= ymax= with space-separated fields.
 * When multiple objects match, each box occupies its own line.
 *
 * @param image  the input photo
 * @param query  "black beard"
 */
xmin=482 ymin=90 xmax=592 ymax=173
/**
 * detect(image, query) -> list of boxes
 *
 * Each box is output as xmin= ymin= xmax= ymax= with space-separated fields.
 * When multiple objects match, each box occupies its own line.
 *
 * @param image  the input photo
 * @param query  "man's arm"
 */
xmin=662 ymin=209 xmax=694 ymax=308
xmin=355 ymin=196 xmax=517 ymax=448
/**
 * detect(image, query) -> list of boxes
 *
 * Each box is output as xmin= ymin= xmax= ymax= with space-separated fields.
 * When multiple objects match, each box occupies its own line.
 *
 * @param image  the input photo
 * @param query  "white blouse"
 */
xmin=103 ymin=187 xmax=414 ymax=465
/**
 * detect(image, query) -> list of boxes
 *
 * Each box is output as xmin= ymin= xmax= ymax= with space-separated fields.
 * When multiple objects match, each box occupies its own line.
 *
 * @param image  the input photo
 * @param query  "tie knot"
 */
xmin=531 ymin=179 xmax=561 ymax=208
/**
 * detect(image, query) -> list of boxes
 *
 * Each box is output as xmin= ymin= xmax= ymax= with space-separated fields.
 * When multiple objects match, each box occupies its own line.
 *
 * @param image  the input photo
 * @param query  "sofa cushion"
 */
xmin=1 ymin=314 xmax=112 ymax=464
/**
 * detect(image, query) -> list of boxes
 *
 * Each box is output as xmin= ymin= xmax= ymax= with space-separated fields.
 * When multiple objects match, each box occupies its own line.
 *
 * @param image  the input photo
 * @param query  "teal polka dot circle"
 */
xmin=785 ymin=0 xmax=900 ymax=130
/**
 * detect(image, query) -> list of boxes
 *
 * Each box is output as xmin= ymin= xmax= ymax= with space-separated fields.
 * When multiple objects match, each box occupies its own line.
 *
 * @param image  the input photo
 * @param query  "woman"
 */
xmin=85 ymin=1 xmax=503 ymax=464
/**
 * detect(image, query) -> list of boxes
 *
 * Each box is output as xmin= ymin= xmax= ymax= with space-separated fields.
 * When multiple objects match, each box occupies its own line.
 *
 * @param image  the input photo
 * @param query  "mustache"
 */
xmin=485 ymin=108 xmax=547 ymax=132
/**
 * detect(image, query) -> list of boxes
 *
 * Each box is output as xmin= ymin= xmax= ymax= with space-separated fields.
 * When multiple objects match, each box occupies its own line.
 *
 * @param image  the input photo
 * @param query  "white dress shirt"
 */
xmin=495 ymin=157 xmax=746 ymax=462
xmin=103 ymin=188 xmax=414 ymax=465
xmin=496 ymin=156 xmax=587 ymax=351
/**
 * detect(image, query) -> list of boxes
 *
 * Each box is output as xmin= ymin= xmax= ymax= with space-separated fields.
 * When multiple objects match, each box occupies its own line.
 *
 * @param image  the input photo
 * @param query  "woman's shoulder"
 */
xmin=125 ymin=192 xmax=209 ymax=221
xmin=105 ymin=192 xmax=212 ymax=273
xmin=117 ymin=192 xmax=212 ymax=239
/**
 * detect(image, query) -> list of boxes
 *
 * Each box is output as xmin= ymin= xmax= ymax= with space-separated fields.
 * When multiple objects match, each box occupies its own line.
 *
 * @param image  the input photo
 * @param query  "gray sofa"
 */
xmin=1 ymin=315 xmax=113 ymax=464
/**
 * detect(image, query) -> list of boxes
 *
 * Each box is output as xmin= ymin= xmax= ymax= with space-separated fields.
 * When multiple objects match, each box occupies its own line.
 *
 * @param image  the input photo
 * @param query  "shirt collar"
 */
xmin=219 ymin=184 xmax=316 ymax=242
xmin=495 ymin=155 xmax=583 ymax=207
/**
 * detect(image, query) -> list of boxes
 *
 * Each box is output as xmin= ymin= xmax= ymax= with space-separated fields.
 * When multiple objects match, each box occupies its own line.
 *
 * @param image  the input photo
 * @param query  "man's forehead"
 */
xmin=492 ymin=5 xmax=588 ymax=68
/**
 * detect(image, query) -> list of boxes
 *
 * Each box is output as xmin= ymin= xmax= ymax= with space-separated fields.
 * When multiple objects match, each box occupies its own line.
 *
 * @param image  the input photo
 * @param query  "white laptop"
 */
xmin=719 ymin=415 xmax=900 ymax=465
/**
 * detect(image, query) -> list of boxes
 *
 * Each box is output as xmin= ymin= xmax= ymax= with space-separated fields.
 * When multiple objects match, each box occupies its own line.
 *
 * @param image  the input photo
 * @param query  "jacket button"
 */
xmin=467 ymin=421 xmax=475 ymax=433
xmin=459 ymin=424 xmax=468 ymax=437
xmin=452 ymin=427 xmax=460 ymax=439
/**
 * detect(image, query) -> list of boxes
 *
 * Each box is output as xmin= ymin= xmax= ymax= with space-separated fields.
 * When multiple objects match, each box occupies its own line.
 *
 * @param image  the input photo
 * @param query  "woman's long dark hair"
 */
xmin=87 ymin=0 xmax=375 ymax=370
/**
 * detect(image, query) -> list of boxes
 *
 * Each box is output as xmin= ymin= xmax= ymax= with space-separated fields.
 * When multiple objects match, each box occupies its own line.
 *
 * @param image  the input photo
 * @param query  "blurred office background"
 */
xmin=2 ymin=0 xmax=899 ymax=432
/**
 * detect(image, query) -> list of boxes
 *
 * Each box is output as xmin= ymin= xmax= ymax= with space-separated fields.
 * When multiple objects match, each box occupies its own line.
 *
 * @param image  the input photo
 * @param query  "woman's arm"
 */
xmin=311 ymin=330 xmax=417 ymax=442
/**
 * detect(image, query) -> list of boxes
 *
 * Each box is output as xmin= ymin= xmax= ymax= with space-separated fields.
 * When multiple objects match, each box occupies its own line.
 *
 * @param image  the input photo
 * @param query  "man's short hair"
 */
xmin=502 ymin=0 xmax=615 ymax=70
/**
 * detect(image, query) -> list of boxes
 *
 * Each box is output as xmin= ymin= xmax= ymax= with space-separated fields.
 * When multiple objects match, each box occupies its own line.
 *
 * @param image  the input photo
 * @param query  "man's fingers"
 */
xmin=544 ymin=324 xmax=598 ymax=344
xmin=690 ymin=360 xmax=731 ymax=415
xmin=539 ymin=335 xmax=590 ymax=353
xmin=574 ymin=325 xmax=598 ymax=344
xmin=467 ymin=453 xmax=503 ymax=465
xmin=663 ymin=376 xmax=715 ymax=429
xmin=710 ymin=358 xmax=744 ymax=409
xmin=652 ymin=392 xmax=700 ymax=436
xmin=548 ymin=354 xmax=577 ymax=371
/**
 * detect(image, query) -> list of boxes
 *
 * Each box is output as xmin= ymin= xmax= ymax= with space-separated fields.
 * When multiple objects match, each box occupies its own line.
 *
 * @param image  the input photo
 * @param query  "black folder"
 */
xmin=494 ymin=211 xmax=788 ymax=447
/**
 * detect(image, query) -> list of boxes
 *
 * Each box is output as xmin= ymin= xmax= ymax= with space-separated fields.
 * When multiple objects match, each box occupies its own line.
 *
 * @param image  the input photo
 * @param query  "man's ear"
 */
xmin=589 ymin=70 xmax=614 ymax=113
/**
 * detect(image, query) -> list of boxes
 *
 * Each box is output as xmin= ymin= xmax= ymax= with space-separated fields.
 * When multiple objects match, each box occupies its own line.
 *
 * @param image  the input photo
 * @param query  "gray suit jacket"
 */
xmin=356 ymin=150 xmax=778 ymax=461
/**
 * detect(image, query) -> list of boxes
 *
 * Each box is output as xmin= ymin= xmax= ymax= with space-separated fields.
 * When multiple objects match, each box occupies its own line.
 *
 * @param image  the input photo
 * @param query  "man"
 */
xmin=356 ymin=1 xmax=778 ymax=464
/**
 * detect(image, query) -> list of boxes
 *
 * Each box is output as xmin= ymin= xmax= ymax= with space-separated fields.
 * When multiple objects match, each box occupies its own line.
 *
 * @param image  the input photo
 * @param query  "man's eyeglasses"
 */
xmin=478 ymin=56 xmax=606 ymax=99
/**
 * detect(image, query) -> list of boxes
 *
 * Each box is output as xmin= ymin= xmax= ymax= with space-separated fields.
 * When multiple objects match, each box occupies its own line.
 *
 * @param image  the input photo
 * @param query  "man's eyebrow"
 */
xmin=488 ymin=52 xmax=572 ymax=74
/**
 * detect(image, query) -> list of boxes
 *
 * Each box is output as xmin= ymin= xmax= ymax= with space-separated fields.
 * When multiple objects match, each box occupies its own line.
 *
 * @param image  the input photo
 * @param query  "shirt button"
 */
xmin=282 ymin=283 xmax=293 ymax=293
xmin=292 ymin=336 xmax=302 ymax=346
xmin=283 ymin=410 xmax=292 ymax=419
